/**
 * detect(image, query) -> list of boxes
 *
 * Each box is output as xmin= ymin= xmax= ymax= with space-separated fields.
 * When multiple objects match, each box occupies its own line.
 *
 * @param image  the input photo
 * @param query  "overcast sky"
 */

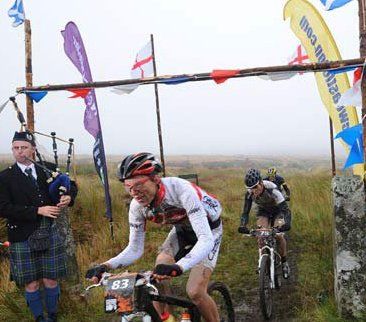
xmin=0 ymin=0 xmax=360 ymax=159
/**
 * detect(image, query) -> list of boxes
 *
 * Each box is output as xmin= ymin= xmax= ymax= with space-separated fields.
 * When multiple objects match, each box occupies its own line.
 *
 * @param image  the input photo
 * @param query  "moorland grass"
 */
xmin=0 ymin=164 xmax=362 ymax=321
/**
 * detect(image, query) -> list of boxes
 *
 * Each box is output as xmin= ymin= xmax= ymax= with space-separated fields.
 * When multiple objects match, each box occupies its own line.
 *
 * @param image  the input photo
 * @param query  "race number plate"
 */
xmin=104 ymin=272 xmax=137 ymax=314
xmin=259 ymin=230 xmax=271 ymax=237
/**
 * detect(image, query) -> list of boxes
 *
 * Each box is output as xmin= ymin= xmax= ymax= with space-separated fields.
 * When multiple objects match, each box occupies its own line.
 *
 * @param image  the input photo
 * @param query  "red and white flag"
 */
xmin=288 ymin=44 xmax=310 ymax=66
xmin=112 ymin=41 xmax=154 ymax=94
xmin=259 ymin=44 xmax=309 ymax=81
xmin=338 ymin=67 xmax=362 ymax=107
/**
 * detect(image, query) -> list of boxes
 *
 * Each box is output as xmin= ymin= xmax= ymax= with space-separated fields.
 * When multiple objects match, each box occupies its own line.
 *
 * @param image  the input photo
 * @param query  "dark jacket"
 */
xmin=0 ymin=163 xmax=76 ymax=242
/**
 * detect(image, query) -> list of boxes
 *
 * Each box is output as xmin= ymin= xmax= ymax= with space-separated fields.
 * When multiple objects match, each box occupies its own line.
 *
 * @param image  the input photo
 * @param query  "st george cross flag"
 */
xmin=8 ymin=0 xmax=25 ymax=27
xmin=320 ymin=0 xmax=353 ymax=10
xmin=112 ymin=41 xmax=154 ymax=94
xmin=258 ymin=44 xmax=309 ymax=81
xmin=288 ymin=44 xmax=310 ymax=75
xmin=338 ymin=67 xmax=362 ymax=107
xmin=288 ymin=44 xmax=310 ymax=66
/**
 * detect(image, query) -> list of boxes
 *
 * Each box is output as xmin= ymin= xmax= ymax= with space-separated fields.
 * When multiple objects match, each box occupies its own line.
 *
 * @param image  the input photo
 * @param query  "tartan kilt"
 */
xmin=8 ymin=224 xmax=67 ymax=286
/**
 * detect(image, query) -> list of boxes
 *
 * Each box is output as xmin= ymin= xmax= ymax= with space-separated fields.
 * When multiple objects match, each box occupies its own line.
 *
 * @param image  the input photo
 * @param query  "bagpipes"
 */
xmin=10 ymin=96 xmax=76 ymax=204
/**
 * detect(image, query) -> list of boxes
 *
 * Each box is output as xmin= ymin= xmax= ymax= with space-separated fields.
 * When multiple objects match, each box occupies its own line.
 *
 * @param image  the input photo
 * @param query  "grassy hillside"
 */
xmin=0 ymin=158 xmax=360 ymax=321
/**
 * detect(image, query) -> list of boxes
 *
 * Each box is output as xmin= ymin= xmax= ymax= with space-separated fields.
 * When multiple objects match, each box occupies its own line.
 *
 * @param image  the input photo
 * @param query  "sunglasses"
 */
xmin=123 ymin=177 xmax=151 ymax=193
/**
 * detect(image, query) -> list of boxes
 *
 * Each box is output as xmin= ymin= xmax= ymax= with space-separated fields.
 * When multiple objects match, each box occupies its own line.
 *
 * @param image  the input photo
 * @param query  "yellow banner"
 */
xmin=284 ymin=0 xmax=363 ymax=177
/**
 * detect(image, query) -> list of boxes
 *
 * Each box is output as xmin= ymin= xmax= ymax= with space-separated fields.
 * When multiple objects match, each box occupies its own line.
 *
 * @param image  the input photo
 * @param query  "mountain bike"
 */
xmin=83 ymin=270 xmax=235 ymax=322
xmin=242 ymin=227 xmax=283 ymax=320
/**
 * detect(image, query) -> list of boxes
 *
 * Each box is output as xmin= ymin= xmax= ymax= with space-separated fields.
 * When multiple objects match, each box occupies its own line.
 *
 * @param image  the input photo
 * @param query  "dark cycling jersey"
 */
xmin=240 ymin=180 xmax=291 ymax=231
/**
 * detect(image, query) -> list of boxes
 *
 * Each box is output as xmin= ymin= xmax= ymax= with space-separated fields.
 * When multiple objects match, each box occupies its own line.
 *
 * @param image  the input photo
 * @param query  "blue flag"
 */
xmin=320 ymin=0 xmax=353 ymax=10
xmin=8 ymin=0 xmax=25 ymax=27
xmin=344 ymin=137 xmax=364 ymax=169
xmin=335 ymin=124 xmax=364 ymax=169
xmin=25 ymin=91 xmax=48 ymax=103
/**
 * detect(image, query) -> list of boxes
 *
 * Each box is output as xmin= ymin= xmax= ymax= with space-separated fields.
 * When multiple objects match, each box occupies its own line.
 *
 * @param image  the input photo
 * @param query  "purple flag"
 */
xmin=62 ymin=22 xmax=113 ymax=222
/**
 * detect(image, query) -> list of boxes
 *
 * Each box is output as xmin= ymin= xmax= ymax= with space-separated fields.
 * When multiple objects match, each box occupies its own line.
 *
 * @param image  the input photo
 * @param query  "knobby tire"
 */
xmin=259 ymin=254 xmax=273 ymax=320
xmin=207 ymin=281 xmax=235 ymax=322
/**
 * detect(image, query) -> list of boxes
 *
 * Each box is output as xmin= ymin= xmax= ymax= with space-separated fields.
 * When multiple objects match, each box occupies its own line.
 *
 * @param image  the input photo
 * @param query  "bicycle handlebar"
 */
xmin=83 ymin=270 xmax=157 ymax=295
xmin=242 ymin=227 xmax=284 ymax=237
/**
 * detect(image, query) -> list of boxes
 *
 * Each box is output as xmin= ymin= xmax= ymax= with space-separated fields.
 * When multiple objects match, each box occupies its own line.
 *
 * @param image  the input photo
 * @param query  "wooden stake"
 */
xmin=24 ymin=19 xmax=34 ymax=132
xmin=151 ymin=34 xmax=166 ymax=177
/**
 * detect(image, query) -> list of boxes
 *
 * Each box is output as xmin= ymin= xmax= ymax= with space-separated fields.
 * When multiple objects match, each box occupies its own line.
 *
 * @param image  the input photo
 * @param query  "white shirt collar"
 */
xmin=17 ymin=162 xmax=37 ymax=179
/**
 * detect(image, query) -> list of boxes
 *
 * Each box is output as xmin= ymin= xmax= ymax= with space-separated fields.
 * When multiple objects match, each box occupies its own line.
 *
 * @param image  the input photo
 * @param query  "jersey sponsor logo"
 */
xmin=208 ymin=233 xmax=222 ymax=261
xmin=129 ymin=222 xmax=144 ymax=230
xmin=202 ymin=196 xmax=219 ymax=212
xmin=145 ymin=202 xmax=188 ymax=224
xmin=188 ymin=207 xmax=201 ymax=215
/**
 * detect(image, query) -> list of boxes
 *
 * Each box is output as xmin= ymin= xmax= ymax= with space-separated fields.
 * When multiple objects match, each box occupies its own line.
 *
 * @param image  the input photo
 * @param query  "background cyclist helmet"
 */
xmin=117 ymin=152 xmax=163 ymax=181
xmin=245 ymin=168 xmax=262 ymax=188
xmin=266 ymin=167 xmax=277 ymax=177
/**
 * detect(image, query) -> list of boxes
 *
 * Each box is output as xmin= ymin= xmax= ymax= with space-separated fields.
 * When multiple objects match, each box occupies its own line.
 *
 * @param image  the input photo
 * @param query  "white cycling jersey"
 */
xmin=106 ymin=177 xmax=222 ymax=272
xmin=251 ymin=180 xmax=284 ymax=208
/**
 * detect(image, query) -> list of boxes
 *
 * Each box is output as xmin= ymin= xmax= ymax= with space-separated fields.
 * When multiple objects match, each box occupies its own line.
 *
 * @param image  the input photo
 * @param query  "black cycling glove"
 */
xmin=85 ymin=264 xmax=108 ymax=280
xmin=238 ymin=226 xmax=250 ymax=234
xmin=154 ymin=264 xmax=183 ymax=277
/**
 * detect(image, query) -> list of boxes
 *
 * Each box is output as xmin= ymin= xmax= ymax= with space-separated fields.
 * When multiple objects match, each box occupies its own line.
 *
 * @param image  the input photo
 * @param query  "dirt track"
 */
xmin=233 ymin=248 xmax=299 ymax=322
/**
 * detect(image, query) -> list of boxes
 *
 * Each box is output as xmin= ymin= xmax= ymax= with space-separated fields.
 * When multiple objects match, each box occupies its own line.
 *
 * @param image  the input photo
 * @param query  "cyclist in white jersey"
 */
xmin=86 ymin=152 xmax=223 ymax=322
xmin=238 ymin=168 xmax=291 ymax=279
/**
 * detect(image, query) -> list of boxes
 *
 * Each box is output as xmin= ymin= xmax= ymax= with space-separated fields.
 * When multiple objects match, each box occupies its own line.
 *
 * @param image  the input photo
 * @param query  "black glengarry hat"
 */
xmin=12 ymin=131 xmax=36 ymax=146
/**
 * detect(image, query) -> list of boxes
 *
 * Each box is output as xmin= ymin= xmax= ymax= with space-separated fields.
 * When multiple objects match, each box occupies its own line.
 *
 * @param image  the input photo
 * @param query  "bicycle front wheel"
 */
xmin=207 ymin=281 xmax=235 ymax=322
xmin=259 ymin=254 xmax=273 ymax=320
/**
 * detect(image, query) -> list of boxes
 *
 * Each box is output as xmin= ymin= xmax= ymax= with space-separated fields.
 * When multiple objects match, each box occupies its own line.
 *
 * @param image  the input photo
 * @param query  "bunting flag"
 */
xmin=62 ymin=22 xmax=113 ymax=223
xmin=25 ymin=91 xmax=48 ymax=102
xmin=258 ymin=71 xmax=297 ymax=81
xmin=284 ymin=0 xmax=363 ymax=177
xmin=288 ymin=44 xmax=309 ymax=65
xmin=8 ymin=0 xmax=25 ymax=27
xmin=288 ymin=44 xmax=310 ymax=75
xmin=112 ymin=40 xmax=154 ymax=94
xmin=67 ymin=88 xmax=92 ymax=98
xmin=211 ymin=70 xmax=240 ymax=84
xmin=319 ymin=0 xmax=353 ymax=10
xmin=338 ymin=67 xmax=362 ymax=107
xmin=335 ymin=124 xmax=364 ymax=169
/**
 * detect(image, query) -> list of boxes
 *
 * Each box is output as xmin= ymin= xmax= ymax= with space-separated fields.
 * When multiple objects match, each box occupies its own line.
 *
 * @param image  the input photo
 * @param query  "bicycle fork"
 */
xmin=258 ymin=246 xmax=276 ymax=289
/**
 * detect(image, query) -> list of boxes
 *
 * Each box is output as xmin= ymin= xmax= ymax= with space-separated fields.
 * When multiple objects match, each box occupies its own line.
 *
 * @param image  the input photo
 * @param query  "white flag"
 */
xmin=113 ymin=41 xmax=154 ymax=94
xmin=338 ymin=79 xmax=362 ymax=107
xmin=338 ymin=67 xmax=362 ymax=107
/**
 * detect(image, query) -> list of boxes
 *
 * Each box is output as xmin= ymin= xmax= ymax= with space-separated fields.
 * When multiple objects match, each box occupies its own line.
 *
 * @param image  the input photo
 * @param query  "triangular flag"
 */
xmin=320 ymin=0 xmax=353 ymax=11
xmin=26 ymin=91 xmax=48 ymax=103
xmin=343 ymin=137 xmax=364 ymax=169
xmin=67 ymin=88 xmax=91 ymax=98
xmin=258 ymin=72 xmax=297 ymax=81
xmin=211 ymin=70 xmax=240 ymax=84
xmin=335 ymin=124 xmax=362 ymax=146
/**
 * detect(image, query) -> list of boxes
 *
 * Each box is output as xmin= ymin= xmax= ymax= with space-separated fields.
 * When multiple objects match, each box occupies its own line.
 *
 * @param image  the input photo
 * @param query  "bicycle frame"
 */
xmin=250 ymin=228 xmax=283 ymax=289
xmin=84 ymin=271 xmax=201 ymax=322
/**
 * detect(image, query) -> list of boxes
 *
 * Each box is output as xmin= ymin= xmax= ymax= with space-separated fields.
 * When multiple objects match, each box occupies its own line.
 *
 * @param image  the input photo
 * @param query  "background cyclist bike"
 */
xmin=263 ymin=167 xmax=291 ymax=201
xmin=86 ymin=152 xmax=223 ymax=322
xmin=238 ymin=168 xmax=292 ymax=279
